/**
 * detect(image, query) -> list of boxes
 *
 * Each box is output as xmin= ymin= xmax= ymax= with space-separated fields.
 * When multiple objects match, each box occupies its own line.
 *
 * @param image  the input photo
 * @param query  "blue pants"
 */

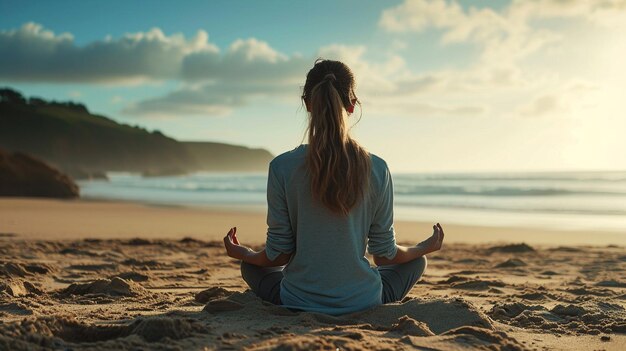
xmin=240 ymin=256 xmax=427 ymax=306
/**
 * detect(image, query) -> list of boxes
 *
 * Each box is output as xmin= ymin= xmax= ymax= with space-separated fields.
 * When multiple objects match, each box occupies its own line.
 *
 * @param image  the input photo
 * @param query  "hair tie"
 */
xmin=324 ymin=73 xmax=336 ymax=82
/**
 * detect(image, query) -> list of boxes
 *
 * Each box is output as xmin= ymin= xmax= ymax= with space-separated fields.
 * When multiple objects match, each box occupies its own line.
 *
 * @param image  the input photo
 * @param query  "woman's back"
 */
xmin=265 ymin=144 xmax=398 ymax=315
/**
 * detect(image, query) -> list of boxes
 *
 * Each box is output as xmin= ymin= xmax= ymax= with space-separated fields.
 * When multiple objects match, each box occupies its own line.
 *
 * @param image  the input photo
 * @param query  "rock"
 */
xmin=0 ymin=149 xmax=79 ymax=198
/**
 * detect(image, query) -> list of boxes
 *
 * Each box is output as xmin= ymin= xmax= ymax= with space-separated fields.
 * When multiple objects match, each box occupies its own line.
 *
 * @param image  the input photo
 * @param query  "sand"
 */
xmin=2 ymin=198 xmax=625 ymax=245
xmin=0 ymin=198 xmax=625 ymax=350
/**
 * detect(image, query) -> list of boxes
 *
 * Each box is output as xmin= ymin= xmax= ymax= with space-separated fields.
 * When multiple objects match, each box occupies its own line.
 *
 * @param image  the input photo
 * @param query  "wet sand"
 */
xmin=1 ymin=198 xmax=624 ymax=245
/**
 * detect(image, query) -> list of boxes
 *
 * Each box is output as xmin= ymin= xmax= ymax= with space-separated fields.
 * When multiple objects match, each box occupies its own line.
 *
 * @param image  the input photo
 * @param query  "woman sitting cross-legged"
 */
xmin=222 ymin=59 xmax=444 ymax=315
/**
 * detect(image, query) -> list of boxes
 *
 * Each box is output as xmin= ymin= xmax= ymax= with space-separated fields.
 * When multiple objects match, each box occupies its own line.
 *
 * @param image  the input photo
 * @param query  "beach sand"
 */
xmin=0 ymin=198 xmax=625 ymax=350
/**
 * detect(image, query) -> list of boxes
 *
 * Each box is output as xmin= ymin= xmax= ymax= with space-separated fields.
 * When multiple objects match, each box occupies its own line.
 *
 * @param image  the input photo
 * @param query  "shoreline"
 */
xmin=1 ymin=197 xmax=624 ymax=246
xmin=75 ymin=169 xmax=626 ymax=234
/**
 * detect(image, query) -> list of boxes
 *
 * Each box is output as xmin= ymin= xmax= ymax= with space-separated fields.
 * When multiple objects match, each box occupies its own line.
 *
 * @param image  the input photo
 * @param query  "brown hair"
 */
xmin=302 ymin=59 xmax=371 ymax=216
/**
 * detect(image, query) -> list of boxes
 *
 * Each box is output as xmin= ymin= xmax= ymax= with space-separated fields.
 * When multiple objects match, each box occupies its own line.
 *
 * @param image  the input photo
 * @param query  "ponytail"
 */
xmin=304 ymin=60 xmax=371 ymax=216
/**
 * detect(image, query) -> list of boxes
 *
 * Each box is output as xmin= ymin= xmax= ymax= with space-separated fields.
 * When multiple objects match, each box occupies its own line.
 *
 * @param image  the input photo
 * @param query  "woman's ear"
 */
xmin=346 ymin=98 xmax=357 ymax=114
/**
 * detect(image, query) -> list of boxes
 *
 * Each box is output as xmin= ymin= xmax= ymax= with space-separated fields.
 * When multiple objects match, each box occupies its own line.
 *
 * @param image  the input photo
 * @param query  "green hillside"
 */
xmin=0 ymin=88 xmax=273 ymax=176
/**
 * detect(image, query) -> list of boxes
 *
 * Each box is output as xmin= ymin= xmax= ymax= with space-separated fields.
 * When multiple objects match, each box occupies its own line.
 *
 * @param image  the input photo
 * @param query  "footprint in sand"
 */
xmin=203 ymin=299 xmax=244 ymax=313
xmin=0 ymin=279 xmax=42 ymax=296
xmin=0 ymin=302 xmax=33 ymax=316
xmin=195 ymin=286 xmax=233 ymax=303
xmin=451 ymin=279 xmax=506 ymax=291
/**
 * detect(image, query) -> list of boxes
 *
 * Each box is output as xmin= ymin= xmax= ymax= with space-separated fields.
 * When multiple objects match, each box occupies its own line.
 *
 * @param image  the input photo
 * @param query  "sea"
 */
xmin=78 ymin=171 xmax=626 ymax=232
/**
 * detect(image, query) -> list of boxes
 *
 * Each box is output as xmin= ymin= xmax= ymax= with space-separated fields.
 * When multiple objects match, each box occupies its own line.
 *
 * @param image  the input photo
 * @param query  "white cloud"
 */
xmin=0 ymin=23 xmax=308 ymax=85
xmin=380 ymin=0 xmax=559 ymax=65
xmin=0 ymin=22 xmax=218 ymax=83
xmin=377 ymin=0 xmax=625 ymax=119
xmin=130 ymin=42 xmax=491 ymax=119
xmin=312 ymin=44 xmax=492 ymax=117
xmin=123 ymin=81 xmax=301 ymax=118
xmin=379 ymin=0 xmax=626 ymax=66
xmin=379 ymin=0 xmax=463 ymax=33
xmin=0 ymin=21 xmax=518 ymax=119
xmin=180 ymin=43 xmax=307 ymax=83
xmin=4 ymin=4 xmax=618 ymax=121
xmin=227 ymin=38 xmax=286 ymax=63
xmin=131 ymin=43 xmax=417 ymax=118
xmin=0 ymin=22 xmax=312 ymax=117
xmin=123 ymin=96 xmax=233 ymax=119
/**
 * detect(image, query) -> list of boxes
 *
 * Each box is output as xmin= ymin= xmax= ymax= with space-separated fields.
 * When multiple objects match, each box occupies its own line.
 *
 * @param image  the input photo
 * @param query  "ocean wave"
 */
xmin=83 ymin=180 xmax=267 ymax=193
xmin=392 ymin=185 xmax=626 ymax=197
xmin=394 ymin=172 xmax=626 ymax=182
xmin=94 ymin=174 xmax=626 ymax=197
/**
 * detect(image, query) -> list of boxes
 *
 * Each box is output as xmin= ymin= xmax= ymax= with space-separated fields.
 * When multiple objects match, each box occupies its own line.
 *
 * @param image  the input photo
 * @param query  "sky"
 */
xmin=1 ymin=0 xmax=625 ymax=172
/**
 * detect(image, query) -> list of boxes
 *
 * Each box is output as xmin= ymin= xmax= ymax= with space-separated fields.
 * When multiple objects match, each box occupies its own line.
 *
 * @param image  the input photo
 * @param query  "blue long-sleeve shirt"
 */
xmin=264 ymin=144 xmax=398 ymax=315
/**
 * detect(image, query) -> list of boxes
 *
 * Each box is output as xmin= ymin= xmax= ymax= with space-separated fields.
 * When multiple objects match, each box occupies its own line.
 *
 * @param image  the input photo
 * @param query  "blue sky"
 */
xmin=2 ymin=1 xmax=391 ymax=49
xmin=2 ymin=0 xmax=625 ymax=172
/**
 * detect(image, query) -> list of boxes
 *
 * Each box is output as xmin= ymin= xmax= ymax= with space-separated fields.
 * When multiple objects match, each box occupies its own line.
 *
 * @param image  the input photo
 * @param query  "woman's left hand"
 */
xmin=223 ymin=227 xmax=253 ymax=260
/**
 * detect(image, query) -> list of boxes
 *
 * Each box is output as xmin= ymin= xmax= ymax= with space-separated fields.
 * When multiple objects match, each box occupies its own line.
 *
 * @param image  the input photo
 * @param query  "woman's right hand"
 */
xmin=223 ymin=227 xmax=253 ymax=260
xmin=417 ymin=223 xmax=444 ymax=254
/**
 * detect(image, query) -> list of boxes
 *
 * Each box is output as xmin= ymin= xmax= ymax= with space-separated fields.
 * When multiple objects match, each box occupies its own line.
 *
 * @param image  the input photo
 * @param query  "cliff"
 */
xmin=0 ymin=88 xmax=274 ymax=176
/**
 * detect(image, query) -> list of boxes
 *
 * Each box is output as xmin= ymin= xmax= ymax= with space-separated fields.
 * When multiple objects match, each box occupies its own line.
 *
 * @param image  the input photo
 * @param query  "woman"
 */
xmin=223 ymin=59 xmax=444 ymax=315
